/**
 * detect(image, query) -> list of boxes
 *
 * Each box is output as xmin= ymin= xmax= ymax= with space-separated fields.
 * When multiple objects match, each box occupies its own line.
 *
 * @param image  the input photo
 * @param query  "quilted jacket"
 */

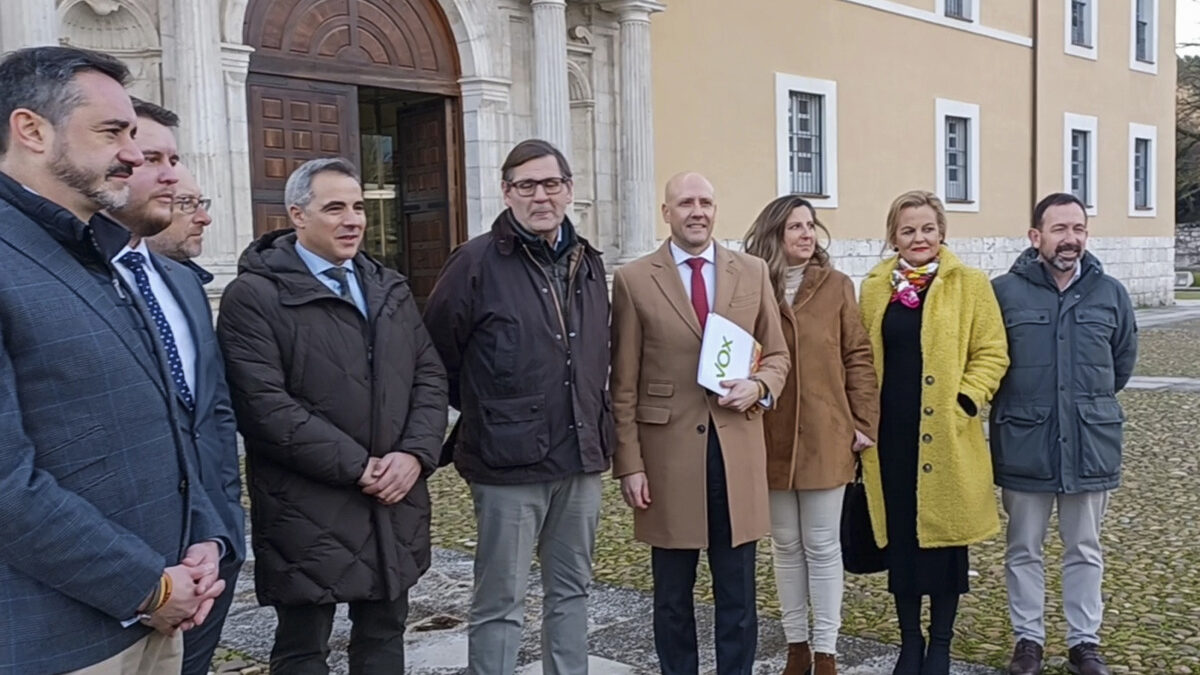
xmin=217 ymin=230 xmax=448 ymax=605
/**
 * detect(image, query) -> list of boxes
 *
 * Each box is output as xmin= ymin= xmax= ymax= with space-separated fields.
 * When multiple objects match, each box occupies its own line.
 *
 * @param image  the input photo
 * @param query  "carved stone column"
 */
xmin=0 ymin=0 xmax=58 ymax=54
xmin=164 ymin=0 xmax=236 ymax=285
xmin=215 ymin=43 xmax=254 ymax=287
xmin=530 ymin=0 xmax=571 ymax=159
xmin=602 ymin=0 xmax=665 ymax=262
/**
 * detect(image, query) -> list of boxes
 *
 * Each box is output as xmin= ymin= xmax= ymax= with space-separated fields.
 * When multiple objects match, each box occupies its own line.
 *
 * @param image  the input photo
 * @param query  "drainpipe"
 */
xmin=1031 ymin=0 xmax=1039 ymax=212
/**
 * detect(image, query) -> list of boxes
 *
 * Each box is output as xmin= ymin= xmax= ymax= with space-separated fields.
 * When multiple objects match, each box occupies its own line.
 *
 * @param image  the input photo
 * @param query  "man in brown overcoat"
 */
xmin=610 ymin=172 xmax=789 ymax=674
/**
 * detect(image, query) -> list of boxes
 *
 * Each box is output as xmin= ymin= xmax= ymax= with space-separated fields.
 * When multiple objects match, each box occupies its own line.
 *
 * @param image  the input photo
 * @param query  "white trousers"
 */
xmin=768 ymin=486 xmax=846 ymax=653
xmin=1002 ymin=488 xmax=1110 ymax=648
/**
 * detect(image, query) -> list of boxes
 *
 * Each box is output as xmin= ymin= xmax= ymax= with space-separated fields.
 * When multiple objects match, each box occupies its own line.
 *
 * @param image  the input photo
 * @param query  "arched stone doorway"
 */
xmin=243 ymin=0 xmax=464 ymax=304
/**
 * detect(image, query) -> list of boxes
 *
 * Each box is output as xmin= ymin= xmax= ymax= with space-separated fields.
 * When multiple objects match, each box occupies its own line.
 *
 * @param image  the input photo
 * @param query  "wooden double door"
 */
xmin=247 ymin=72 xmax=460 ymax=306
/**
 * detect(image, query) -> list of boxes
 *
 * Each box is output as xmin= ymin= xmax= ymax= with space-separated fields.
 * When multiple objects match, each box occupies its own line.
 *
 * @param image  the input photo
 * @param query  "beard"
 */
xmin=1046 ymin=241 xmax=1082 ymax=272
xmin=49 ymin=140 xmax=133 ymax=212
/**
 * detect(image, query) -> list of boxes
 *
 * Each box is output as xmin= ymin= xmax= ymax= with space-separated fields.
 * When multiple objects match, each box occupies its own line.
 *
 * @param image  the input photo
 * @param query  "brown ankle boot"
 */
xmin=814 ymin=652 xmax=838 ymax=675
xmin=783 ymin=642 xmax=813 ymax=675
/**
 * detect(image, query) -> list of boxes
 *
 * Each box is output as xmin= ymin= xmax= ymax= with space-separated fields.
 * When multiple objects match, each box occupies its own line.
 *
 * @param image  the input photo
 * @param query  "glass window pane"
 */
xmin=788 ymin=91 xmax=824 ymax=196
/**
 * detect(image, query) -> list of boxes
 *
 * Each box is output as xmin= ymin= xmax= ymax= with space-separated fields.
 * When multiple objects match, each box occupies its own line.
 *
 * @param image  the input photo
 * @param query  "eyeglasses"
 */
xmin=505 ymin=177 xmax=570 ymax=197
xmin=173 ymin=196 xmax=211 ymax=214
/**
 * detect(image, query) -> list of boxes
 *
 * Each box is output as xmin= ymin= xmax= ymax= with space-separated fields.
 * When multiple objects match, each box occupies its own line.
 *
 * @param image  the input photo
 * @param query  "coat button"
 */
xmin=179 ymin=479 xmax=188 ymax=492
xmin=530 ymin=405 xmax=540 ymax=412
xmin=923 ymin=407 xmax=934 ymax=416
xmin=924 ymin=375 xmax=935 ymax=385
xmin=921 ymin=433 xmax=933 ymax=443
xmin=922 ymin=463 xmax=933 ymax=473
xmin=697 ymin=424 xmax=706 ymax=434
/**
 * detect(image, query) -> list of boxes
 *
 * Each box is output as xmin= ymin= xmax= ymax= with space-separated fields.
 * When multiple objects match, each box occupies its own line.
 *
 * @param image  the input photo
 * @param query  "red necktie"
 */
xmin=686 ymin=257 xmax=708 ymax=330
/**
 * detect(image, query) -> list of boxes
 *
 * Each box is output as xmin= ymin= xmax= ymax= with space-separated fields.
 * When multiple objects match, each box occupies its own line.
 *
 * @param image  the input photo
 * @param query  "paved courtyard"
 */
xmin=211 ymin=302 xmax=1200 ymax=675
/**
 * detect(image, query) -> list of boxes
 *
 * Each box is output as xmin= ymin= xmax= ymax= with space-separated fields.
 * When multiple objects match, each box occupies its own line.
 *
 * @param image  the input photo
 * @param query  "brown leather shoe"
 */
xmin=813 ymin=652 xmax=838 ymax=675
xmin=1008 ymin=639 xmax=1043 ymax=675
xmin=783 ymin=642 xmax=812 ymax=675
xmin=1067 ymin=642 xmax=1110 ymax=675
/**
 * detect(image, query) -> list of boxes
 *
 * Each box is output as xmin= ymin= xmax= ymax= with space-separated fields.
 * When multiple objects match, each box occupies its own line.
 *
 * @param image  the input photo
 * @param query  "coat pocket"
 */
xmin=635 ymin=405 xmax=671 ymax=425
xmin=1077 ymin=400 xmax=1124 ymax=478
xmin=992 ymin=405 xmax=1054 ymax=480
xmin=1003 ymin=310 xmax=1053 ymax=367
xmin=477 ymin=393 xmax=550 ymax=468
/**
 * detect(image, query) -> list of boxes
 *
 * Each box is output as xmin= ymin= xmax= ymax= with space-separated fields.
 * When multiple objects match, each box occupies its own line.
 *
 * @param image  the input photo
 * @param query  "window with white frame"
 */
xmin=1065 ymin=0 xmax=1097 ymax=59
xmin=935 ymin=99 xmax=980 ymax=211
xmin=1131 ymin=0 xmax=1158 ymax=73
xmin=775 ymin=73 xmax=838 ymax=208
xmin=936 ymin=0 xmax=974 ymax=21
xmin=1063 ymin=113 xmax=1098 ymax=214
xmin=1129 ymin=123 xmax=1157 ymax=216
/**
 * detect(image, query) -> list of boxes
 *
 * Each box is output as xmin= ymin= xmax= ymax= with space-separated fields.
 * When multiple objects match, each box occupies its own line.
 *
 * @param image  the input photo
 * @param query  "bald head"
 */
xmin=662 ymin=171 xmax=717 ymax=255
xmin=664 ymin=172 xmax=715 ymax=203
xmin=146 ymin=162 xmax=212 ymax=262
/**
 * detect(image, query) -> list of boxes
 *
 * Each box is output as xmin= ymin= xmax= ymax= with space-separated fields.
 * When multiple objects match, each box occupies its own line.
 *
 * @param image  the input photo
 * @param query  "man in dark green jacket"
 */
xmin=990 ymin=193 xmax=1137 ymax=675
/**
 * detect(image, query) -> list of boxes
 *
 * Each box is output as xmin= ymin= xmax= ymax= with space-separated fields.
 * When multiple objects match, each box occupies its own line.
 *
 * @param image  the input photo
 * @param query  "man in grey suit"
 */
xmin=0 ymin=46 xmax=230 ymax=674
xmin=110 ymin=101 xmax=245 ymax=675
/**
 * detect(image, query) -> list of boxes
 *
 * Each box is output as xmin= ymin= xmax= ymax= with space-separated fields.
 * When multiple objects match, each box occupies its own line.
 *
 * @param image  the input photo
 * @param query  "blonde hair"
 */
xmin=884 ymin=190 xmax=947 ymax=251
xmin=743 ymin=195 xmax=831 ymax=304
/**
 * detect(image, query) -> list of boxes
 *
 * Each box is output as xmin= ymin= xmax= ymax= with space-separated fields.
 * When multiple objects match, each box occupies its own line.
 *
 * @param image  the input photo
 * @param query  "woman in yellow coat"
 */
xmin=859 ymin=191 xmax=1009 ymax=675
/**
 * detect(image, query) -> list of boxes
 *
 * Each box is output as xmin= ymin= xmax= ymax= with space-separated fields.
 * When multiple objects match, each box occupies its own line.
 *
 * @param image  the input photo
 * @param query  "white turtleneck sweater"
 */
xmin=783 ymin=264 xmax=807 ymax=305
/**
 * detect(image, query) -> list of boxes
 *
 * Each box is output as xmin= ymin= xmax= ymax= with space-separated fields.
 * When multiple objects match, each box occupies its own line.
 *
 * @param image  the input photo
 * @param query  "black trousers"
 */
xmin=269 ymin=593 xmax=409 ymax=675
xmin=182 ymin=561 xmax=242 ymax=675
xmin=651 ymin=426 xmax=758 ymax=675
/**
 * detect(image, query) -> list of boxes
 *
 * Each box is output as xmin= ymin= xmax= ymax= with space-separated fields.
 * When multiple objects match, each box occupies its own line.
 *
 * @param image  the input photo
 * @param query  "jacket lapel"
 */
xmin=712 ymin=244 xmax=739 ymax=319
xmin=0 ymin=217 xmax=168 ymax=397
xmin=648 ymin=240 xmax=703 ymax=340
xmin=790 ymin=261 xmax=829 ymax=311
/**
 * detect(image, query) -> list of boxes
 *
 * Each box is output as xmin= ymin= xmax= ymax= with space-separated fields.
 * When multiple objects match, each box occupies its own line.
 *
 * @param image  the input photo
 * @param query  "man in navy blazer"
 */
xmin=0 ymin=47 xmax=229 ymax=674
xmin=112 ymin=102 xmax=245 ymax=675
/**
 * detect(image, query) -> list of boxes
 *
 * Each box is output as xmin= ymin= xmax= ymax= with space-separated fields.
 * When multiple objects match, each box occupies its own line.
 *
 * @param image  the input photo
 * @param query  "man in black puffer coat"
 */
xmin=217 ymin=157 xmax=448 ymax=673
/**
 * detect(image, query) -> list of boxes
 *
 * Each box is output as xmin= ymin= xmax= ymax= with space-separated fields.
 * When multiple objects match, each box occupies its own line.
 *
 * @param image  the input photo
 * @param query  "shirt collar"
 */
xmin=294 ymin=240 xmax=354 ymax=277
xmin=112 ymin=237 xmax=152 ymax=266
xmin=669 ymin=239 xmax=715 ymax=266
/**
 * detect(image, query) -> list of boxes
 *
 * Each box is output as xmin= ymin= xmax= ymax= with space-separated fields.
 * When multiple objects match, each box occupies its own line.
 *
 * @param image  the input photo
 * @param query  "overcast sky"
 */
xmin=1182 ymin=0 xmax=1200 ymax=55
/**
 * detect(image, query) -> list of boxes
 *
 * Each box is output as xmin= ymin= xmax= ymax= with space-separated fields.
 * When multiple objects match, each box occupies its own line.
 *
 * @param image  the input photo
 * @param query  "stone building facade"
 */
xmin=0 ymin=0 xmax=662 ymax=300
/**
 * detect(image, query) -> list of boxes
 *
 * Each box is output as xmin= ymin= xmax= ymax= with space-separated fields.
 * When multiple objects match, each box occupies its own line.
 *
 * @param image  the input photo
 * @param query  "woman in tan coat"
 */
xmin=744 ymin=195 xmax=880 ymax=675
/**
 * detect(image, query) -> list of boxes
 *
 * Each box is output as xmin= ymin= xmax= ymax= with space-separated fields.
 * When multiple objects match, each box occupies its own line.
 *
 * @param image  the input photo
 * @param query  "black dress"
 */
xmin=877 ymin=291 xmax=970 ymax=597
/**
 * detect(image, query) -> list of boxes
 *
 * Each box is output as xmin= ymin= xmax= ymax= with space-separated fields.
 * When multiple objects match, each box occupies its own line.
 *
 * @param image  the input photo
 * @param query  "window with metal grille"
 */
xmin=1135 ymin=0 xmax=1153 ymax=62
xmin=1134 ymin=138 xmax=1150 ymax=209
xmin=788 ymin=91 xmax=824 ymax=196
xmin=944 ymin=116 xmax=969 ymax=201
xmin=1071 ymin=0 xmax=1092 ymax=47
xmin=945 ymin=0 xmax=970 ymax=20
xmin=1071 ymin=130 xmax=1090 ymax=206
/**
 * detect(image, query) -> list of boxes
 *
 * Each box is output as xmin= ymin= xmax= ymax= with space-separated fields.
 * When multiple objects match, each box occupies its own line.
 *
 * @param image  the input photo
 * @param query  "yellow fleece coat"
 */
xmin=859 ymin=246 xmax=1009 ymax=548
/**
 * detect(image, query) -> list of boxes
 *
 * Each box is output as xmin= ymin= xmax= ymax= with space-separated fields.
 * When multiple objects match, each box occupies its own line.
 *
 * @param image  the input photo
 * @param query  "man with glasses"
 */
xmin=147 ymin=163 xmax=213 ymax=266
xmin=109 ymin=101 xmax=243 ymax=675
xmin=424 ymin=139 xmax=614 ymax=675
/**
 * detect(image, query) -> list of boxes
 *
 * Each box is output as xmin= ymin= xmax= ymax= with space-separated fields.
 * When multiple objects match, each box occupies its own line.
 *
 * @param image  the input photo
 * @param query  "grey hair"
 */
xmin=284 ymin=157 xmax=360 ymax=210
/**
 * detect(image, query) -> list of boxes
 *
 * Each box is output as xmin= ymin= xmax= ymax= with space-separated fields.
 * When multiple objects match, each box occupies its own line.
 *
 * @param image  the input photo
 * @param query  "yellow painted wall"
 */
xmin=650 ymin=0 xmax=1174 ymax=243
xmin=1034 ymin=0 xmax=1176 ymax=238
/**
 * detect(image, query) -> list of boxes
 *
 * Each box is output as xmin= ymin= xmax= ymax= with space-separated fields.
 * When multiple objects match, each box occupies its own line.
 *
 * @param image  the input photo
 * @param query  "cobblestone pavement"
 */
xmin=213 ymin=301 xmax=1200 ymax=674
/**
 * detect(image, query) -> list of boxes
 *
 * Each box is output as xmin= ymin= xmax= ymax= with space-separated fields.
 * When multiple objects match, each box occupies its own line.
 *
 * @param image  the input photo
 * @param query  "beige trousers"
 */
xmin=67 ymin=632 xmax=184 ymax=675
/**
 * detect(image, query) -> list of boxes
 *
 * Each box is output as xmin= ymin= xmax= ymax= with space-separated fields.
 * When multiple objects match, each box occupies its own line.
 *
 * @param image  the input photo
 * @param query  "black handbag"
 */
xmin=841 ymin=458 xmax=886 ymax=574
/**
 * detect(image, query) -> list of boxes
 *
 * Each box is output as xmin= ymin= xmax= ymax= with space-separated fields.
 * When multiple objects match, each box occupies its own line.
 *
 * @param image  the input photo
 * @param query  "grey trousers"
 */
xmin=1002 ymin=488 xmax=1110 ymax=647
xmin=467 ymin=472 xmax=603 ymax=675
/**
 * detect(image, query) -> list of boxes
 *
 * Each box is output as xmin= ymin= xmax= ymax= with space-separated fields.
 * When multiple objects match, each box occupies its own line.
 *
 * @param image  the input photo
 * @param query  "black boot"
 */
xmin=892 ymin=594 xmax=924 ymax=675
xmin=920 ymin=593 xmax=959 ymax=675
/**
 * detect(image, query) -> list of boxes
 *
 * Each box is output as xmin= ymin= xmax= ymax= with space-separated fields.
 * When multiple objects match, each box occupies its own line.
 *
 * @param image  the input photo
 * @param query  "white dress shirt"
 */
xmin=112 ymin=240 xmax=197 ymax=397
xmin=668 ymin=239 xmax=771 ymax=406
xmin=669 ymin=239 xmax=716 ymax=311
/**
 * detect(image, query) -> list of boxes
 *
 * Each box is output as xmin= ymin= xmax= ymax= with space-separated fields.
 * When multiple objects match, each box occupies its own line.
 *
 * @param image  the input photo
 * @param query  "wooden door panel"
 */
xmin=248 ymin=74 xmax=358 ymax=237
xmin=397 ymin=102 xmax=450 ymax=308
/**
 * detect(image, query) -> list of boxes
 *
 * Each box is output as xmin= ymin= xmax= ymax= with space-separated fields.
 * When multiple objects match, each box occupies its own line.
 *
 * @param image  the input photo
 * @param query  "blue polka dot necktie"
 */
xmin=119 ymin=251 xmax=194 ymax=410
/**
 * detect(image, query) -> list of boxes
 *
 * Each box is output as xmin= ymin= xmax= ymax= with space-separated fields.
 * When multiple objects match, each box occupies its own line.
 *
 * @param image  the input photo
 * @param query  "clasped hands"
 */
xmin=141 ymin=541 xmax=226 ymax=636
xmin=358 ymin=452 xmax=421 ymax=505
